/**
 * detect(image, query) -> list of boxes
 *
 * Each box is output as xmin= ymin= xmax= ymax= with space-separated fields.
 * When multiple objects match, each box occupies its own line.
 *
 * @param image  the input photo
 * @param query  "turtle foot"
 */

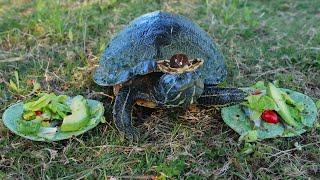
xmin=122 ymin=127 xmax=140 ymax=142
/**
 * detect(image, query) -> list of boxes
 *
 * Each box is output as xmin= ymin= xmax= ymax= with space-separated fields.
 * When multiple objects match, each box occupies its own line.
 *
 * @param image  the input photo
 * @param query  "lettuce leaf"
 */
xmin=17 ymin=120 xmax=41 ymax=135
xmin=282 ymin=92 xmax=304 ymax=112
xmin=23 ymin=93 xmax=71 ymax=121
xmin=288 ymin=106 xmax=302 ymax=122
xmin=244 ymin=94 xmax=278 ymax=112
xmin=24 ymin=93 xmax=54 ymax=111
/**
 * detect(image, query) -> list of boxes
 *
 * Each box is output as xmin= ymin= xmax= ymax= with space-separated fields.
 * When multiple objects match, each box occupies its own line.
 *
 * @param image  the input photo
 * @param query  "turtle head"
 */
xmin=155 ymin=54 xmax=204 ymax=107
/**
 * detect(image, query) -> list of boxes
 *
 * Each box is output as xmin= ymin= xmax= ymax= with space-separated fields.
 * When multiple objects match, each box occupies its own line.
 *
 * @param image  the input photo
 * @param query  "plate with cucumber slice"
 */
xmin=221 ymin=82 xmax=318 ymax=142
xmin=2 ymin=93 xmax=105 ymax=142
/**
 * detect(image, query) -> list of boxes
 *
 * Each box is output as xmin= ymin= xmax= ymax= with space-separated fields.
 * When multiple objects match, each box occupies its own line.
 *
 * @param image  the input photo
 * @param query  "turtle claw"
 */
xmin=122 ymin=127 xmax=140 ymax=142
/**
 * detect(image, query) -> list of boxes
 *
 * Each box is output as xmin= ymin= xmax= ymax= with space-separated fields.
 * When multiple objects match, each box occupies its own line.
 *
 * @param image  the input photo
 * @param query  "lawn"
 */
xmin=0 ymin=0 xmax=320 ymax=179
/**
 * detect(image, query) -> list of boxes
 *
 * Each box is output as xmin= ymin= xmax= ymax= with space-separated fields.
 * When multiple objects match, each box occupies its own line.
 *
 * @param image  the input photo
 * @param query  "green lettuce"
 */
xmin=243 ymin=81 xmax=305 ymax=127
xmin=23 ymin=93 xmax=71 ymax=121
xmin=245 ymin=94 xmax=279 ymax=112
xmin=17 ymin=120 xmax=41 ymax=135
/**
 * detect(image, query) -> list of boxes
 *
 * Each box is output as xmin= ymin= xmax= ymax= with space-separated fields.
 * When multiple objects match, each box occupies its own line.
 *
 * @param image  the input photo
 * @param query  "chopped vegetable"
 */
xmin=288 ymin=106 xmax=302 ymax=122
xmin=17 ymin=120 xmax=40 ymax=135
xmin=18 ymin=93 xmax=76 ymax=135
xmin=2 ymin=94 xmax=105 ymax=142
xmin=24 ymin=93 xmax=54 ymax=111
xmin=37 ymin=127 xmax=58 ymax=139
xmin=38 ymin=127 xmax=57 ymax=135
xmin=223 ymin=83 xmax=316 ymax=142
xmin=23 ymin=111 xmax=35 ymax=120
xmin=35 ymin=111 xmax=43 ymax=116
xmin=41 ymin=121 xmax=51 ymax=127
xmin=60 ymin=96 xmax=90 ymax=132
xmin=282 ymin=92 xmax=304 ymax=112
xmin=261 ymin=110 xmax=279 ymax=124
xmin=243 ymin=81 xmax=304 ymax=128
xmin=245 ymin=94 xmax=279 ymax=112
xmin=22 ymin=93 xmax=71 ymax=122
xmin=267 ymin=82 xmax=299 ymax=127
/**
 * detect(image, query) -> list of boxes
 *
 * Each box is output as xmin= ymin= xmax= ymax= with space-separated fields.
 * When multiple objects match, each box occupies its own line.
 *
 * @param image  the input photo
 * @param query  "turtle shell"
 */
xmin=94 ymin=11 xmax=226 ymax=86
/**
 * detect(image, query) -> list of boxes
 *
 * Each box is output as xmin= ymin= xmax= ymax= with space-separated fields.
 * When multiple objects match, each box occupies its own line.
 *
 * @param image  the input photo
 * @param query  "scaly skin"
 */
xmin=113 ymin=87 xmax=141 ymax=141
xmin=197 ymin=85 xmax=247 ymax=107
xmin=113 ymin=74 xmax=248 ymax=141
xmin=113 ymin=75 xmax=158 ymax=141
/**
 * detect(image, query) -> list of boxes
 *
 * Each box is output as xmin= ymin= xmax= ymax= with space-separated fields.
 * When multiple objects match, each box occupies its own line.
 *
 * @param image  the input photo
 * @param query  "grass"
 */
xmin=0 ymin=0 xmax=320 ymax=179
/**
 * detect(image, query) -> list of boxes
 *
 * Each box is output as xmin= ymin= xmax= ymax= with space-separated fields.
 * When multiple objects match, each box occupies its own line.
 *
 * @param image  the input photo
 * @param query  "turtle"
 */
xmin=93 ymin=11 xmax=248 ymax=141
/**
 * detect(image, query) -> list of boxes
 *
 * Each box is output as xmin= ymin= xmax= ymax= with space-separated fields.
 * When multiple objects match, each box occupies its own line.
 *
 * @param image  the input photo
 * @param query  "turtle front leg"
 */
xmin=113 ymin=87 xmax=140 ymax=141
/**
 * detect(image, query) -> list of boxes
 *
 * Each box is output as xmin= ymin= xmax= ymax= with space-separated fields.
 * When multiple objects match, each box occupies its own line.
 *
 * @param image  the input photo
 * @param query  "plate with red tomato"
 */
xmin=221 ymin=82 xmax=318 ymax=141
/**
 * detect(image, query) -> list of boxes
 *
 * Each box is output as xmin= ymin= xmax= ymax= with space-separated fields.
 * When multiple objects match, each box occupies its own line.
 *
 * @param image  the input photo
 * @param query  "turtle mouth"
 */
xmin=157 ymin=58 xmax=204 ymax=74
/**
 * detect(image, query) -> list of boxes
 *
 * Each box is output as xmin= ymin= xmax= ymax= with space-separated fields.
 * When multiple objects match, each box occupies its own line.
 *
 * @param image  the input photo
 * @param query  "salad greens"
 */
xmin=244 ymin=94 xmax=279 ymax=112
xmin=222 ymin=81 xmax=318 ymax=142
xmin=17 ymin=120 xmax=40 ymax=135
xmin=23 ymin=93 xmax=70 ymax=121
xmin=268 ymin=82 xmax=301 ymax=127
xmin=17 ymin=93 xmax=90 ymax=136
xmin=2 ymin=96 xmax=105 ymax=142
xmin=243 ymin=81 xmax=304 ymax=128
xmin=60 ymin=95 xmax=90 ymax=132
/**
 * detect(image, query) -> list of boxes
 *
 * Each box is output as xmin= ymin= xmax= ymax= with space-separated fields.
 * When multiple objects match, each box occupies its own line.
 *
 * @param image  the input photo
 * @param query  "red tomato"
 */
xmin=35 ymin=111 xmax=43 ymax=116
xmin=261 ymin=110 xmax=279 ymax=124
